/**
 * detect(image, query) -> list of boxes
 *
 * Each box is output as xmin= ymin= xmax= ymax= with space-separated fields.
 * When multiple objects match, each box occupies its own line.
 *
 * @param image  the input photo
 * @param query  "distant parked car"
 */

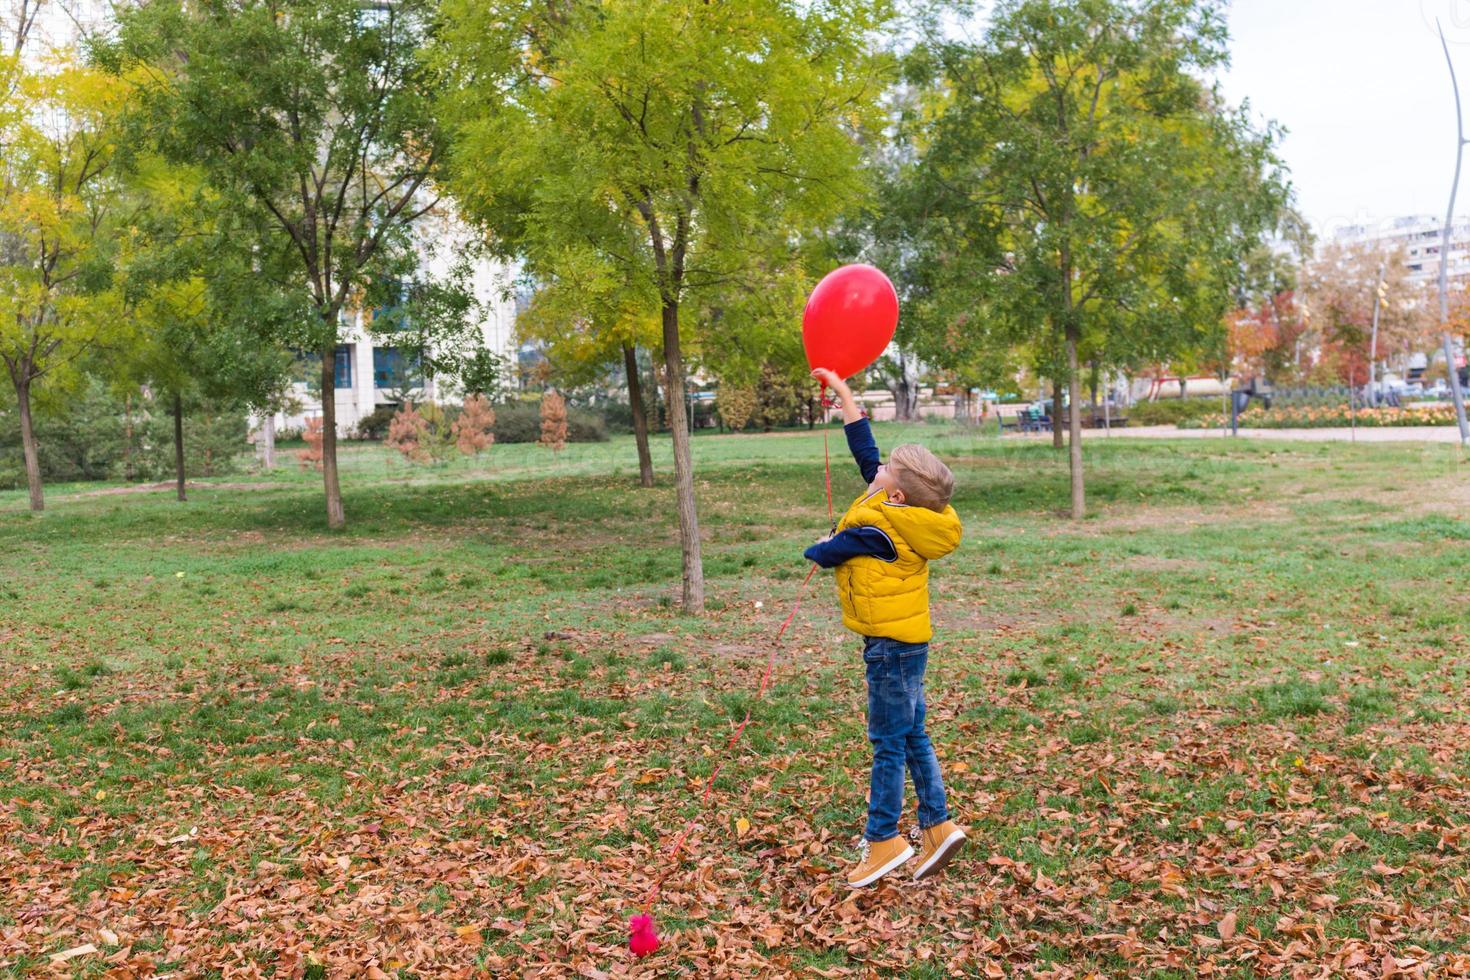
xmin=1424 ymin=381 xmax=1451 ymax=399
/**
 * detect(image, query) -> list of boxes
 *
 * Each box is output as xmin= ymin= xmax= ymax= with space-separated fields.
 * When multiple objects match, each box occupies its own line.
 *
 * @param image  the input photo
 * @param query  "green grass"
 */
xmin=1 ymin=426 xmax=1468 ymax=975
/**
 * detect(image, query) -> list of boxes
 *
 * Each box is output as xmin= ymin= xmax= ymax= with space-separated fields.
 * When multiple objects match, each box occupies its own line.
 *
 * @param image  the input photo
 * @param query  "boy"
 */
xmin=805 ymin=368 xmax=966 ymax=888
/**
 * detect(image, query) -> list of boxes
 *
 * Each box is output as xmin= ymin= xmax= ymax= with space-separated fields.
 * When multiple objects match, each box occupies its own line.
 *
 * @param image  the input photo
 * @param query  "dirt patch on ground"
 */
xmin=64 ymin=481 xmax=284 ymax=500
xmin=1121 ymin=555 xmax=1208 ymax=572
xmin=1067 ymin=500 xmax=1295 ymax=536
xmin=1388 ymin=471 xmax=1470 ymax=517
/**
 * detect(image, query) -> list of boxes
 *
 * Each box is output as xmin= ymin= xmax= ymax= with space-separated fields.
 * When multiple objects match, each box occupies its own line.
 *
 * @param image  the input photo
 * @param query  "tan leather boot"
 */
xmin=912 ymin=820 xmax=966 ymax=881
xmin=845 ymin=835 xmax=914 ymax=888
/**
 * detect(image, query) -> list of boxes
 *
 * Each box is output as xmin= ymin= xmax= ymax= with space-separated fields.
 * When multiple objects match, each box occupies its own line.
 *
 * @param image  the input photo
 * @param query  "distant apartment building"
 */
xmin=1331 ymin=216 xmax=1469 ymax=381
xmin=1332 ymin=215 xmax=1470 ymax=287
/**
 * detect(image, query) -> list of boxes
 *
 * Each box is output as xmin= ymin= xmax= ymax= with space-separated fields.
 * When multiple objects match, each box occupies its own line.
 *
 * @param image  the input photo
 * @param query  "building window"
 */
xmin=374 ymin=346 xmax=418 ymax=389
xmin=334 ymin=345 xmax=353 ymax=389
xmin=291 ymin=344 xmax=354 ymax=389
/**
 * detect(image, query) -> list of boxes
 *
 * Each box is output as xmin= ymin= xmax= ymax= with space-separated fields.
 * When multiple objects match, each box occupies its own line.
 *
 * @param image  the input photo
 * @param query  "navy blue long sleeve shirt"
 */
xmin=803 ymin=418 xmax=898 ymax=568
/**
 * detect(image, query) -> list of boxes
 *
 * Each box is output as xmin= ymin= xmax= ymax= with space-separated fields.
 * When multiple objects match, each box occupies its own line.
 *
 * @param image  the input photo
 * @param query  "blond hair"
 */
xmin=889 ymin=444 xmax=954 ymax=511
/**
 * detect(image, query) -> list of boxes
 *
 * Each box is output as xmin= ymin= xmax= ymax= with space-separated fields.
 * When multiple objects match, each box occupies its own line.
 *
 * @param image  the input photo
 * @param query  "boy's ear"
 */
xmin=887 ymin=486 xmax=905 ymax=505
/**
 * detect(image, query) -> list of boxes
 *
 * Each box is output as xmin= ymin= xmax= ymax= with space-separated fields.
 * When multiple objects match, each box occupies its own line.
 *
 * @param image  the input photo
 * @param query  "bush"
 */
xmin=596 ymin=399 xmax=639 ymax=434
xmin=0 ymin=376 xmax=249 ymax=488
xmin=1128 ymin=399 xmax=1222 ymax=426
xmin=352 ymin=405 xmax=397 ymax=440
xmin=492 ymin=400 xmax=608 ymax=443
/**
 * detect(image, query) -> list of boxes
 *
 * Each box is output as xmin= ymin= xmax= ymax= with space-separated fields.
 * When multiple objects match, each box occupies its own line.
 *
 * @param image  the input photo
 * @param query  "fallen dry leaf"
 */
xmin=49 ymin=944 xmax=98 ymax=964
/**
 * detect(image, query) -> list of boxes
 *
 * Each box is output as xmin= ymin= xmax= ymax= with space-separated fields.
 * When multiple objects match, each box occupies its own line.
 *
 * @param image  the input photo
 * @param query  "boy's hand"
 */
xmin=812 ymin=368 xmax=862 ymax=423
xmin=810 ymin=368 xmax=847 ymax=393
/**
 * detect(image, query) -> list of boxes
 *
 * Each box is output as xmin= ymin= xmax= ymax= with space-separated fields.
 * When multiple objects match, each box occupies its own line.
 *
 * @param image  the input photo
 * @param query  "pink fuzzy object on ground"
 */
xmin=628 ymin=913 xmax=660 ymax=957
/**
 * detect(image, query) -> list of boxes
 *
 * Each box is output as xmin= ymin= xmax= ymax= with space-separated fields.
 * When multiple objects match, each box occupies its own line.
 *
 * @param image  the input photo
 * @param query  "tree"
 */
xmin=539 ymin=389 xmax=566 ymax=453
xmin=113 ymin=0 xmax=462 ymax=529
xmin=116 ymin=160 xmax=293 ymax=501
xmin=452 ymin=393 xmax=495 ymax=456
xmin=0 ymin=48 xmax=129 ymax=512
xmin=297 ymin=417 xmax=324 ymax=469
xmin=437 ymin=0 xmax=890 ymax=610
xmin=918 ymin=0 xmax=1290 ymax=517
xmin=385 ymin=401 xmax=431 ymax=463
xmin=1304 ymin=242 xmax=1433 ymax=388
xmin=717 ymin=384 xmax=757 ymax=432
xmin=455 ymin=343 xmax=508 ymax=401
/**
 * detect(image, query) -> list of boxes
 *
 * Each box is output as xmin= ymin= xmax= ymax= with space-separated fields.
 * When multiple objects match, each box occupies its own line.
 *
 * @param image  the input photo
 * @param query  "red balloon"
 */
xmin=802 ymin=264 xmax=898 ymax=380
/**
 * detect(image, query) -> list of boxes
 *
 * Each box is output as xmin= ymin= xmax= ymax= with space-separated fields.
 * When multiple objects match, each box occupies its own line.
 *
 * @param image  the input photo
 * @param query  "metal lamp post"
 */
xmin=1435 ymin=20 xmax=1470 ymax=445
xmin=1368 ymin=262 xmax=1385 ymax=408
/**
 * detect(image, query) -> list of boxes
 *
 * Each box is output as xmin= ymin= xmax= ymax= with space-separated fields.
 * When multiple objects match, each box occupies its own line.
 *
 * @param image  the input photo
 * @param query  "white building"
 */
xmin=268 ymin=225 xmax=521 ymax=438
xmin=1331 ymin=216 xmax=1469 ymax=382
xmin=1332 ymin=215 xmax=1470 ymax=286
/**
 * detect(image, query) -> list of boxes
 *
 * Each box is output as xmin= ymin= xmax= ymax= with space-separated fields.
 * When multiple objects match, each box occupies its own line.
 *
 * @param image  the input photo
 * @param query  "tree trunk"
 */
xmin=623 ymin=342 xmax=654 ymax=488
xmin=173 ymin=391 xmax=186 ymax=502
xmin=1066 ymin=330 xmax=1085 ymax=519
xmin=1051 ymin=380 xmax=1064 ymax=449
xmin=13 ymin=374 xmax=43 ymax=512
xmin=262 ymin=415 xmax=276 ymax=469
xmin=320 ymin=343 xmax=346 ymax=529
xmin=203 ymin=411 xmax=214 ymax=476
xmin=660 ymin=299 xmax=704 ymax=612
xmin=123 ymin=393 xmax=135 ymax=481
xmin=648 ymin=355 xmax=663 ymax=432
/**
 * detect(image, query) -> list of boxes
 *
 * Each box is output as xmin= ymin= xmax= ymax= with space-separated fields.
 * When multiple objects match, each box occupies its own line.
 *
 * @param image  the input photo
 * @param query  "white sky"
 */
xmin=1218 ymin=0 xmax=1470 ymax=236
xmin=21 ymin=0 xmax=1470 ymax=241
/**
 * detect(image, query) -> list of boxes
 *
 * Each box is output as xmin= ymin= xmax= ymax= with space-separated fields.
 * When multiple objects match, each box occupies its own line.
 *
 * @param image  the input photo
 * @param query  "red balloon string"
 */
xmin=637 ymin=397 xmax=837 ymax=916
xmin=638 ymin=563 xmax=820 ymax=914
xmin=821 ymin=387 xmax=836 ymax=534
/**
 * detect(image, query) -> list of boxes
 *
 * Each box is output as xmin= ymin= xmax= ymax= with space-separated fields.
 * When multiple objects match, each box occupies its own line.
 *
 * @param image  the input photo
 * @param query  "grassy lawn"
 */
xmin=2 ymin=425 xmax=1469 ymax=976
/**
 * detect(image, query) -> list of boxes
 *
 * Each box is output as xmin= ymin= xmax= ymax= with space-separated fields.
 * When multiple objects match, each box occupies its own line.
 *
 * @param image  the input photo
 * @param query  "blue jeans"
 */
xmin=863 ymin=636 xmax=949 ymax=842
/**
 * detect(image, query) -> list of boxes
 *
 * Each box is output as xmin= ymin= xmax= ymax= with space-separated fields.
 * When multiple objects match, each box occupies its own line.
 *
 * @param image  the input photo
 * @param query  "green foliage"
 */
xmin=754 ymin=363 xmax=806 ymax=431
xmin=1180 ymin=403 xmax=1465 ymax=430
xmin=0 ymin=376 xmax=125 ymax=486
xmin=0 ymin=53 xmax=133 ymax=507
xmin=905 ymin=0 xmax=1292 ymax=512
xmin=0 ymin=376 xmax=248 ymax=488
xmin=439 ymin=0 xmax=888 ymax=312
xmin=1128 ymin=399 xmax=1223 ymax=426
xmin=112 ymin=0 xmax=450 ymax=341
xmin=718 ymin=386 xmax=758 ymax=433
xmin=352 ymin=406 xmax=398 ymax=441
xmin=437 ymin=0 xmax=892 ymax=599
xmin=491 ymin=402 xmax=608 ymax=445
xmin=453 ymin=345 xmax=510 ymax=400
xmin=111 ymin=0 xmax=474 ymax=524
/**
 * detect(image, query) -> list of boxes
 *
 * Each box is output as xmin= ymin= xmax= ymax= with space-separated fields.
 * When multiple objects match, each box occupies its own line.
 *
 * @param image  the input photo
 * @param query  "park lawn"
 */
xmin=1 ymin=426 xmax=1468 ymax=977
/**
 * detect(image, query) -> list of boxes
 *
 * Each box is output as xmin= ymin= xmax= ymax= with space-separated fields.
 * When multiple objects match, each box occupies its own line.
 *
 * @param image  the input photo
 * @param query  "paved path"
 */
xmin=1021 ymin=424 xmax=1469 ymax=444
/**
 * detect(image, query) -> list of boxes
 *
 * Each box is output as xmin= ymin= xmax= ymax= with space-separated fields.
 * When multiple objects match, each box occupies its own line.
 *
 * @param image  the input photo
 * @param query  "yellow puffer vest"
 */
xmin=832 ymin=489 xmax=963 ymax=643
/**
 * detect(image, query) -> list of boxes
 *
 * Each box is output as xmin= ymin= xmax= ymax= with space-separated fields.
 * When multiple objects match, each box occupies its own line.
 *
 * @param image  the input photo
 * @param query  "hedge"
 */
xmin=1179 ymin=404 xmax=1461 ymax=429
xmin=491 ymin=401 xmax=609 ymax=443
xmin=1127 ymin=399 xmax=1223 ymax=426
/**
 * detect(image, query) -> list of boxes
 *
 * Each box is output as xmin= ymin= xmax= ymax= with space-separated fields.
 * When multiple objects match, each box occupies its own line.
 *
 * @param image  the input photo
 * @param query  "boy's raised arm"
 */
xmin=812 ymin=369 xmax=880 ymax=484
